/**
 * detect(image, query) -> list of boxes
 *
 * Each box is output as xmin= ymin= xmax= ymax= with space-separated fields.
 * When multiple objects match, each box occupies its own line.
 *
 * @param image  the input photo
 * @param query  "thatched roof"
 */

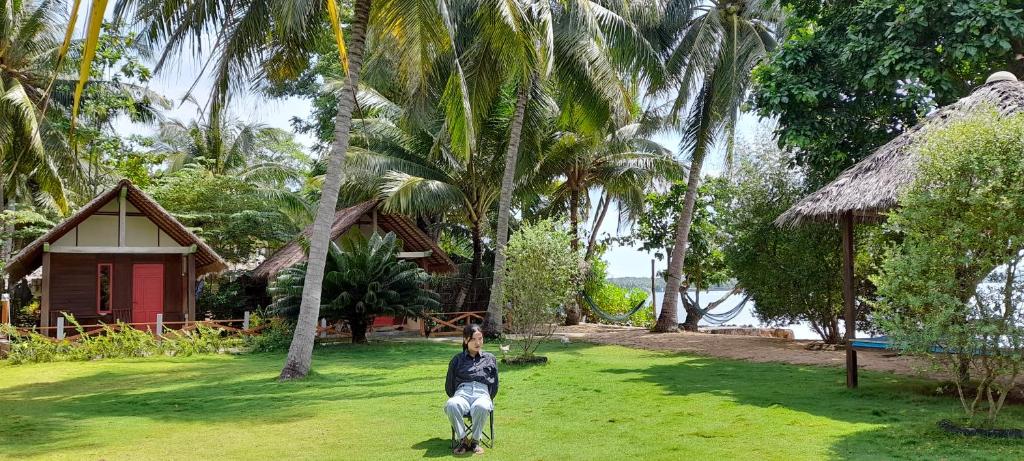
xmin=776 ymin=72 xmax=1024 ymax=226
xmin=6 ymin=179 xmax=228 ymax=280
xmin=250 ymin=200 xmax=457 ymax=280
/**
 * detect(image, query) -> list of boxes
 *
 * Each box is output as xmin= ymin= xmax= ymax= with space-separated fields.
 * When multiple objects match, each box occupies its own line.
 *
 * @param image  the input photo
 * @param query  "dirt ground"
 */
xmin=556 ymin=323 xmax=940 ymax=379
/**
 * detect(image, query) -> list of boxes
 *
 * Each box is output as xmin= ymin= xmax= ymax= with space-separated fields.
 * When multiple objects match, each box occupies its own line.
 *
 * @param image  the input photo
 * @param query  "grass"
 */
xmin=2 ymin=340 xmax=1024 ymax=460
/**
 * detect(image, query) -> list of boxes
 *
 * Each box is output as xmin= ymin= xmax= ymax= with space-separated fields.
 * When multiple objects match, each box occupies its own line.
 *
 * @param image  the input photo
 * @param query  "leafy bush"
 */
xmin=0 ymin=314 xmax=241 ymax=365
xmin=269 ymin=232 xmax=439 ymax=343
xmin=244 ymin=318 xmax=295 ymax=353
xmin=873 ymin=109 xmax=1024 ymax=426
xmin=197 ymin=270 xmax=270 ymax=320
xmin=590 ymin=282 xmax=653 ymax=327
xmin=722 ymin=143 xmax=850 ymax=343
xmin=503 ymin=219 xmax=582 ymax=359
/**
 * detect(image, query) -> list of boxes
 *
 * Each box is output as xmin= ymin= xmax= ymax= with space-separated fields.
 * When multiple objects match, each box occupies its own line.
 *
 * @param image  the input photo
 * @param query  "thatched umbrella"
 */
xmin=775 ymin=71 xmax=1024 ymax=387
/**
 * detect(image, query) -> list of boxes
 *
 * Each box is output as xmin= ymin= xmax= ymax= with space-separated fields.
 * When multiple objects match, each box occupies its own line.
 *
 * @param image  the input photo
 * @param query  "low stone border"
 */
xmin=938 ymin=419 xmax=1024 ymax=438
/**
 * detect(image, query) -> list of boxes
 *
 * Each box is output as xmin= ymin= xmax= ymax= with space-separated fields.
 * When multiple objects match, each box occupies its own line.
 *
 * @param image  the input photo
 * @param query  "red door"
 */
xmin=132 ymin=264 xmax=164 ymax=326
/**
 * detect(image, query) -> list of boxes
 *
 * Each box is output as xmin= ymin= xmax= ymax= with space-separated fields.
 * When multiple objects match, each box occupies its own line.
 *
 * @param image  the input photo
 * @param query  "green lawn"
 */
xmin=2 ymin=341 xmax=1023 ymax=460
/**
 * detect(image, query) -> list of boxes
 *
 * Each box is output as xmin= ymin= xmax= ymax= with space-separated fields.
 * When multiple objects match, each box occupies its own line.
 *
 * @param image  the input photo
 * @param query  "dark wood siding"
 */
xmin=48 ymin=253 xmax=187 ymax=326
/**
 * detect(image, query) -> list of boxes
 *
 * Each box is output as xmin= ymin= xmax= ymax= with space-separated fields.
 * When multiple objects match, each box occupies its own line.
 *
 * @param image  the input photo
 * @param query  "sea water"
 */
xmin=651 ymin=290 xmax=821 ymax=340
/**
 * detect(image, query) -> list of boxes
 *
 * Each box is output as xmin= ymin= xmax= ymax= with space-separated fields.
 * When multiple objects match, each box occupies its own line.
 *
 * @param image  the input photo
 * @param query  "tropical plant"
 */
xmin=873 ymin=110 xmax=1024 ymax=426
xmin=116 ymin=0 xmax=475 ymax=378
xmin=753 ymin=0 xmax=1024 ymax=186
xmin=626 ymin=176 xmax=733 ymax=330
xmin=269 ymin=232 xmax=440 ymax=343
xmin=502 ymin=219 xmax=581 ymax=360
xmin=721 ymin=145 xmax=845 ymax=343
xmin=482 ymin=0 xmax=663 ymax=333
xmin=652 ymin=0 xmax=783 ymax=332
xmin=147 ymin=166 xmax=302 ymax=263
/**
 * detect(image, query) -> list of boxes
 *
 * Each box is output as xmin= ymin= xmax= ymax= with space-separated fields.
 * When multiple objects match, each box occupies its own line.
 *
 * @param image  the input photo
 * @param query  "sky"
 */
xmin=99 ymin=4 xmax=768 ymax=279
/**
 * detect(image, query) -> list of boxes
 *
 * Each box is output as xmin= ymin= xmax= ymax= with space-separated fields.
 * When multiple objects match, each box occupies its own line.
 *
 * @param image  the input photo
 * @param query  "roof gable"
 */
xmin=6 ymin=179 xmax=227 ymax=280
xmin=251 ymin=200 xmax=456 ymax=280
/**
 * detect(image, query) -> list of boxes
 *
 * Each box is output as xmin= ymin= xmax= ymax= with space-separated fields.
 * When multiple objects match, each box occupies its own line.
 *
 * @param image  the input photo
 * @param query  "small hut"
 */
xmin=251 ymin=200 xmax=457 ymax=332
xmin=251 ymin=200 xmax=457 ymax=281
xmin=776 ymin=71 xmax=1024 ymax=387
xmin=5 ymin=179 xmax=227 ymax=332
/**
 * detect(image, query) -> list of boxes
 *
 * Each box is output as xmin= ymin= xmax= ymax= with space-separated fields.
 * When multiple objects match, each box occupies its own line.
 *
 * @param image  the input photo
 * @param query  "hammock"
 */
xmin=580 ymin=292 xmax=649 ymax=323
xmin=700 ymin=294 xmax=751 ymax=326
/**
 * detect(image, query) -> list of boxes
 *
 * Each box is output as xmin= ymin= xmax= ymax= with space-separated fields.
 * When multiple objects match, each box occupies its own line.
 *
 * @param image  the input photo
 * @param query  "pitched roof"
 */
xmin=250 ymin=200 xmax=456 ymax=280
xmin=776 ymin=73 xmax=1024 ymax=226
xmin=6 ymin=179 xmax=228 ymax=280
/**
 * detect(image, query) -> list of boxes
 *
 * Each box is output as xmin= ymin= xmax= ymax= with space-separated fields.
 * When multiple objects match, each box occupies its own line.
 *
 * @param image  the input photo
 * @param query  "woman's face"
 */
xmin=465 ymin=331 xmax=484 ymax=354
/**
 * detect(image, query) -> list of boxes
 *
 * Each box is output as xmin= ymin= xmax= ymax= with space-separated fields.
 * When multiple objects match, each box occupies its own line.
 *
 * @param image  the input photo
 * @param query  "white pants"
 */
xmin=444 ymin=382 xmax=493 ymax=441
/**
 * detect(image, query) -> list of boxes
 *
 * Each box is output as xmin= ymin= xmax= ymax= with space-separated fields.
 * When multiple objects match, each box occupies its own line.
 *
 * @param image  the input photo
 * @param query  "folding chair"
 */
xmin=450 ymin=409 xmax=494 ymax=449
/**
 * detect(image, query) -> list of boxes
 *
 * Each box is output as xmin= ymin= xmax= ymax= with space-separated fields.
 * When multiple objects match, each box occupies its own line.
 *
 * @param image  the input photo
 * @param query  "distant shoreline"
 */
xmin=607 ymin=277 xmax=736 ymax=292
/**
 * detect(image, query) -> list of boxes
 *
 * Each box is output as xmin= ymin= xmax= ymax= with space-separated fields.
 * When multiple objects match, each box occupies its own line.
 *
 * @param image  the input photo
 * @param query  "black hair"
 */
xmin=462 ymin=323 xmax=484 ymax=353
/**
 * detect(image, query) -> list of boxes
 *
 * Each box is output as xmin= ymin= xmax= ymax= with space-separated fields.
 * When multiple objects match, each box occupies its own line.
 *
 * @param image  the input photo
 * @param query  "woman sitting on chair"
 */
xmin=445 ymin=323 xmax=498 ymax=455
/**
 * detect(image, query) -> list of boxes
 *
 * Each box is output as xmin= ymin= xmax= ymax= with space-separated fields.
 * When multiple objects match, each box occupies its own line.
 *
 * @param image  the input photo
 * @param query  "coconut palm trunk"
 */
xmin=485 ymin=79 xmax=530 ymax=335
xmin=564 ymin=184 xmax=583 ymax=325
xmin=279 ymin=0 xmax=372 ymax=380
xmin=653 ymin=146 xmax=706 ymax=332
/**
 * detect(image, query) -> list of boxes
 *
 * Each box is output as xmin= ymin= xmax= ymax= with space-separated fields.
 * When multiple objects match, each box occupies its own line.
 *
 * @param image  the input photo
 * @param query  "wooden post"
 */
xmin=320 ymin=318 xmax=327 ymax=338
xmin=41 ymin=252 xmax=51 ymax=329
xmin=118 ymin=186 xmax=127 ymax=247
xmin=651 ymin=259 xmax=657 ymax=317
xmin=56 ymin=316 xmax=65 ymax=340
xmin=841 ymin=213 xmax=858 ymax=388
xmin=243 ymin=311 xmax=250 ymax=330
xmin=1 ymin=293 xmax=9 ymax=325
xmin=156 ymin=313 xmax=164 ymax=336
xmin=186 ymin=254 xmax=196 ymax=323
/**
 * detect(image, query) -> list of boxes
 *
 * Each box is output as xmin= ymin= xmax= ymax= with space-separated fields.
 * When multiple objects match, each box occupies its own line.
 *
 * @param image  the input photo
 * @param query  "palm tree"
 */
xmin=269 ymin=232 xmax=440 ymax=343
xmin=341 ymin=80 xmax=551 ymax=311
xmin=117 ymin=0 xmax=472 ymax=379
xmin=536 ymin=121 xmax=677 ymax=257
xmin=0 ymin=0 xmax=80 ymax=214
xmin=483 ymin=0 xmax=663 ymax=333
xmin=149 ymin=114 xmax=314 ymax=225
xmin=651 ymin=0 xmax=782 ymax=332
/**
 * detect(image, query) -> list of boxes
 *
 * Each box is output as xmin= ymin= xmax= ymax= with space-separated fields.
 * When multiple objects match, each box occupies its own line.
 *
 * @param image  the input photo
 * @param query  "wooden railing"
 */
xmin=9 ymin=314 xmax=266 ymax=342
xmin=420 ymin=311 xmax=486 ymax=337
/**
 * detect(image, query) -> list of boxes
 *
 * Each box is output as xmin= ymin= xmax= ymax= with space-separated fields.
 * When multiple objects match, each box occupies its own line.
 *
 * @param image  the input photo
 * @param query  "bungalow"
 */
xmin=5 ymin=180 xmax=227 ymax=331
xmin=251 ymin=200 xmax=457 ymax=331
xmin=251 ymin=200 xmax=457 ymax=280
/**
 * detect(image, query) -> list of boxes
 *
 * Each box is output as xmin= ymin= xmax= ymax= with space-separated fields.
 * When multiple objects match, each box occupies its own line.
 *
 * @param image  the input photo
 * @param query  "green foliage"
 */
xmin=721 ymin=142 xmax=846 ymax=343
xmin=269 ymin=232 xmax=439 ymax=343
xmin=625 ymin=178 xmax=731 ymax=291
xmin=503 ymin=219 xmax=582 ymax=358
xmin=244 ymin=318 xmax=296 ymax=353
xmin=753 ymin=0 xmax=1024 ymax=186
xmin=146 ymin=167 xmax=299 ymax=263
xmin=196 ymin=270 xmax=269 ymax=320
xmin=590 ymin=283 xmax=653 ymax=328
xmin=0 ymin=315 xmax=240 ymax=365
xmin=873 ymin=109 xmax=1024 ymax=426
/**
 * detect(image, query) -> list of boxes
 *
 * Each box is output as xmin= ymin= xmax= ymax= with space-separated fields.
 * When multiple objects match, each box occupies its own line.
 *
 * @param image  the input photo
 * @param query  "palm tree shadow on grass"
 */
xmin=602 ymin=355 xmax=1024 ymax=460
xmin=0 ymin=345 xmax=454 ymax=457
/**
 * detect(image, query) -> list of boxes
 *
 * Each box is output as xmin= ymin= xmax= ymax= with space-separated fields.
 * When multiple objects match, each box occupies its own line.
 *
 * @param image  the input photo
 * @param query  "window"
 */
xmin=97 ymin=264 xmax=113 ymax=314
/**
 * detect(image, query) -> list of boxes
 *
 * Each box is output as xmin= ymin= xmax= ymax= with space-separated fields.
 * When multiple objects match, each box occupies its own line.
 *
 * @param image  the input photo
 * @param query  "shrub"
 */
xmin=0 ymin=314 xmax=241 ymax=364
xmin=503 ymin=219 xmax=581 ymax=359
xmin=196 ymin=270 xmax=270 ymax=320
xmin=590 ymin=283 xmax=653 ymax=328
xmin=722 ymin=143 xmax=850 ymax=343
xmin=244 ymin=318 xmax=295 ymax=353
xmin=873 ymin=109 xmax=1024 ymax=426
xmin=269 ymin=232 xmax=439 ymax=343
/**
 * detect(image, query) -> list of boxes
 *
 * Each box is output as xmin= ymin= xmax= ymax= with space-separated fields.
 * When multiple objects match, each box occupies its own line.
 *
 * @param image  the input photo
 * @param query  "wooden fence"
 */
xmin=420 ymin=311 xmax=486 ymax=337
xmin=7 ymin=313 xmax=266 ymax=342
xmin=3 ymin=310 xmax=489 ymax=342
